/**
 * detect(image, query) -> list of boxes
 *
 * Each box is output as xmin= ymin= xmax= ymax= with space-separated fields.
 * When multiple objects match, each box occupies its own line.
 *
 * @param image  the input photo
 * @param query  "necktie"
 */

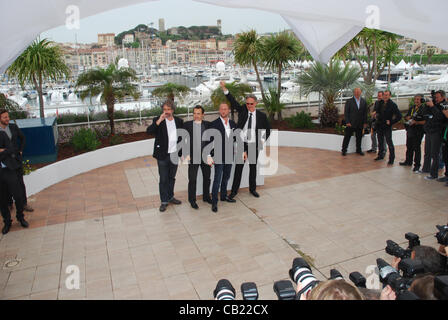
xmin=247 ymin=113 xmax=253 ymax=141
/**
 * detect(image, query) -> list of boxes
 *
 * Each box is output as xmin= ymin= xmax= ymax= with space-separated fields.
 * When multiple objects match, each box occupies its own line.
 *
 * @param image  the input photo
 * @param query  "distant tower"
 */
xmin=217 ymin=19 xmax=222 ymax=33
xmin=159 ymin=18 xmax=165 ymax=32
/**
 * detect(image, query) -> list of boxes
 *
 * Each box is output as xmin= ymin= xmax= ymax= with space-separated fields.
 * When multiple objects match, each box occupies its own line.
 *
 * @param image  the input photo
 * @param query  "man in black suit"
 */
xmin=210 ymin=102 xmax=238 ymax=213
xmin=147 ymin=100 xmax=184 ymax=212
xmin=342 ymin=88 xmax=368 ymax=156
xmin=0 ymin=111 xmax=34 ymax=213
xmin=220 ymin=81 xmax=271 ymax=199
xmin=183 ymin=105 xmax=213 ymax=209
xmin=0 ymin=109 xmax=29 ymax=234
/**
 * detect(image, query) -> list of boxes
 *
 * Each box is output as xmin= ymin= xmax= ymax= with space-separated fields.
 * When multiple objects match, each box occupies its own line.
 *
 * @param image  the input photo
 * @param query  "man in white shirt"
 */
xmin=147 ymin=101 xmax=184 ymax=212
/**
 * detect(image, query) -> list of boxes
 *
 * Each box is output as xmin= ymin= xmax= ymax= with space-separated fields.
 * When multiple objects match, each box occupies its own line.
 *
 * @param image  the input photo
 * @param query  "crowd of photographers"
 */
xmin=213 ymin=225 xmax=448 ymax=300
xmin=369 ymin=89 xmax=448 ymax=182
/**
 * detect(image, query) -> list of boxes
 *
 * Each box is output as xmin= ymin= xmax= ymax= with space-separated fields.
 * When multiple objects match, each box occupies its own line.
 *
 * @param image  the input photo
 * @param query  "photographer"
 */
xmin=400 ymin=94 xmax=426 ymax=172
xmin=422 ymin=90 xmax=447 ymax=180
xmin=391 ymin=245 xmax=446 ymax=275
xmin=442 ymin=101 xmax=448 ymax=186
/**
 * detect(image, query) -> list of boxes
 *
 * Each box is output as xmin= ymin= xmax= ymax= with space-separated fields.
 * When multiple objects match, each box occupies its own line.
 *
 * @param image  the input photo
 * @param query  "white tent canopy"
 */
xmin=1 ymin=0 xmax=448 ymax=73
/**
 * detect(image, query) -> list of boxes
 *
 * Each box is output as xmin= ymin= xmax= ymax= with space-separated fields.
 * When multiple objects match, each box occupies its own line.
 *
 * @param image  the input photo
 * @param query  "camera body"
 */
xmin=385 ymin=240 xmax=412 ymax=259
xmin=435 ymin=225 xmax=448 ymax=246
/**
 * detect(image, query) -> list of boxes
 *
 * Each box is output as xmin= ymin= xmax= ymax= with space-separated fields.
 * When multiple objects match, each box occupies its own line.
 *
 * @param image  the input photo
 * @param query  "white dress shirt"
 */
xmin=220 ymin=116 xmax=231 ymax=138
xmin=243 ymin=111 xmax=256 ymax=143
xmin=165 ymin=118 xmax=178 ymax=154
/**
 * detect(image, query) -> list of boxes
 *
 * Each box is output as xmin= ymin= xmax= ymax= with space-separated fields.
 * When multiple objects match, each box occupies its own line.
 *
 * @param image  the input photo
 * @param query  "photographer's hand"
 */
xmin=380 ymin=285 xmax=396 ymax=300
xmin=443 ymin=109 xmax=448 ymax=118
xmin=439 ymin=245 xmax=448 ymax=257
xmin=391 ymin=257 xmax=401 ymax=269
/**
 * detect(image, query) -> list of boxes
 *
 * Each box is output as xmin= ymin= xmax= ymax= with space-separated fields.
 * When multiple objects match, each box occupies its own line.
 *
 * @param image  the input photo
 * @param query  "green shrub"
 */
xmin=335 ymin=123 xmax=346 ymax=136
xmin=70 ymin=128 xmax=101 ymax=152
xmin=110 ymin=134 xmax=125 ymax=146
xmin=286 ymin=111 xmax=315 ymax=129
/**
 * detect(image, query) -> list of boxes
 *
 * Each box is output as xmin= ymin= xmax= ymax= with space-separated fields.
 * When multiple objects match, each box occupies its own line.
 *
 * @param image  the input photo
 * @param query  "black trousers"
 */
xmin=342 ymin=127 xmax=363 ymax=153
xmin=0 ymin=168 xmax=24 ymax=224
xmin=157 ymin=154 xmax=178 ymax=204
xmin=8 ymin=166 xmax=28 ymax=207
xmin=404 ymin=129 xmax=425 ymax=168
xmin=442 ymin=140 xmax=448 ymax=177
xmin=423 ymin=133 xmax=442 ymax=178
xmin=377 ymin=126 xmax=395 ymax=161
xmin=188 ymin=162 xmax=211 ymax=203
xmin=231 ymin=148 xmax=260 ymax=195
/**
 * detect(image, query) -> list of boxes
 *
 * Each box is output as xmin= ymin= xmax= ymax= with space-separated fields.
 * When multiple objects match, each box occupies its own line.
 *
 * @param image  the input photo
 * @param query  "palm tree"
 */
xmin=233 ymin=30 xmax=267 ymax=102
xmin=211 ymin=82 xmax=253 ymax=120
xmin=0 ymin=93 xmax=27 ymax=119
xmin=151 ymin=83 xmax=190 ymax=103
xmin=383 ymin=41 xmax=400 ymax=87
xmin=76 ymin=62 xmax=140 ymax=136
xmin=262 ymin=31 xmax=302 ymax=120
xmin=263 ymin=87 xmax=285 ymax=122
xmin=6 ymin=38 xmax=70 ymax=118
xmin=297 ymin=60 xmax=361 ymax=127
xmin=426 ymin=48 xmax=435 ymax=65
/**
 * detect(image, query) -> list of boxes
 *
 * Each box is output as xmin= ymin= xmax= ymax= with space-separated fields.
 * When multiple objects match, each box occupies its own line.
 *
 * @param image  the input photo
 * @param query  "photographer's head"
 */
xmin=412 ymin=245 xmax=445 ymax=274
xmin=0 ymin=109 xmax=10 ymax=127
xmin=245 ymin=94 xmax=258 ymax=113
xmin=219 ymin=102 xmax=231 ymax=119
xmin=377 ymin=91 xmax=384 ymax=101
xmin=410 ymin=274 xmax=437 ymax=300
xmin=414 ymin=94 xmax=424 ymax=107
xmin=306 ymin=280 xmax=365 ymax=300
xmin=193 ymin=105 xmax=205 ymax=122
xmin=161 ymin=100 xmax=175 ymax=120
xmin=435 ymin=90 xmax=446 ymax=104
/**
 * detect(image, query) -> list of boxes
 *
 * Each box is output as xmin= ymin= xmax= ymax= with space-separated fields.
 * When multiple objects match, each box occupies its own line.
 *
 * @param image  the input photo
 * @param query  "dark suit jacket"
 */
xmin=344 ymin=97 xmax=368 ymax=129
xmin=147 ymin=116 xmax=184 ymax=160
xmin=183 ymin=120 xmax=212 ymax=161
xmin=374 ymin=99 xmax=402 ymax=128
xmin=224 ymin=92 xmax=271 ymax=151
xmin=210 ymin=117 xmax=237 ymax=164
xmin=0 ymin=131 xmax=21 ymax=170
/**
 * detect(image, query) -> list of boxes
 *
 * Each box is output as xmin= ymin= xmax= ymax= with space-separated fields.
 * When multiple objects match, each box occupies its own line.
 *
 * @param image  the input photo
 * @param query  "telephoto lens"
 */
xmin=405 ymin=232 xmax=420 ymax=249
xmin=241 ymin=282 xmax=258 ymax=300
xmin=273 ymin=280 xmax=297 ymax=300
xmin=376 ymin=258 xmax=412 ymax=294
xmin=213 ymin=279 xmax=236 ymax=300
xmin=385 ymin=240 xmax=412 ymax=259
xmin=435 ymin=225 xmax=448 ymax=246
xmin=349 ymin=272 xmax=367 ymax=288
xmin=398 ymin=258 xmax=425 ymax=278
xmin=329 ymin=269 xmax=344 ymax=280
xmin=289 ymin=258 xmax=319 ymax=299
xmin=434 ymin=275 xmax=448 ymax=300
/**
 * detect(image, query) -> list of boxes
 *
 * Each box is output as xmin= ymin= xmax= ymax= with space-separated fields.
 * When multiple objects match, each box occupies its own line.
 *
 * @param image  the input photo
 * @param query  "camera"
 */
xmin=440 ymin=102 xmax=448 ymax=110
xmin=273 ymin=280 xmax=297 ymax=300
xmin=385 ymin=240 xmax=412 ymax=259
xmin=349 ymin=272 xmax=367 ymax=288
xmin=289 ymin=258 xmax=320 ymax=298
xmin=241 ymin=282 xmax=259 ymax=300
xmin=213 ymin=279 xmax=236 ymax=300
xmin=329 ymin=269 xmax=344 ymax=281
xmin=397 ymin=258 xmax=425 ymax=278
xmin=435 ymin=225 xmax=448 ymax=245
xmin=377 ymin=258 xmax=413 ymax=295
xmin=405 ymin=232 xmax=420 ymax=249
xmin=434 ymin=275 xmax=448 ymax=300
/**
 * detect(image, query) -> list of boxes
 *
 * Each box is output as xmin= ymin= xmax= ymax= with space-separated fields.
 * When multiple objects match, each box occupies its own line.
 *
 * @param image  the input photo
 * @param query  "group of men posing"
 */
xmin=341 ymin=88 xmax=448 ymax=183
xmin=147 ymin=81 xmax=271 ymax=213
xmin=0 ymin=109 xmax=33 ymax=234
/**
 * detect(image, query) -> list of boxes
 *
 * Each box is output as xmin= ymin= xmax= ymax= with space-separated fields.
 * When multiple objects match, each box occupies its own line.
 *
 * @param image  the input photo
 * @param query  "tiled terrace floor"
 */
xmin=0 ymin=146 xmax=446 ymax=300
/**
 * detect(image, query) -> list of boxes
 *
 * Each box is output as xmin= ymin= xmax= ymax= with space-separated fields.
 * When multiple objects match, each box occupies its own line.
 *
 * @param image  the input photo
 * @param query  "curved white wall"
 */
xmin=24 ymin=130 xmax=407 ymax=196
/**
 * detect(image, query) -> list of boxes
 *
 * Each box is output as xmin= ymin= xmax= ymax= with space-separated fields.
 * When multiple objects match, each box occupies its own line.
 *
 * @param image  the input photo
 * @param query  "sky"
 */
xmin=41 ymin=0 xmax=290 ymax=44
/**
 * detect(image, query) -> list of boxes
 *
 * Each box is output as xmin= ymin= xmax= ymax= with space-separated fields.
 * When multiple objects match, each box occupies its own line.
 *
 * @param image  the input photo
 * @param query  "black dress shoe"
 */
xmin=203 ymin=198 xmax=212 ymax=204
xmin=2 ymin=223 xmax=11 ymax=235
xmin=250 ymin=191 xmax=260 ymax=198
xmin=18 ymin=219 xmax=29 ymax=228
xmin=228 ymin=193 xmax=237 ymax=200
xmin=169 ymin=198 xmax=182 ymax=205
xmin=399 ymin=162 xmax=412 ymax=166
xmin=387 ymin=160 xmax=394 ymax=166
xmin=367 ymin=149 xmax=376 ymax=153
xmin=159 ymin=204 xmax=168 ymax=212
xmin=357 ymin=151 xmax=365 ymax=156
xmin=374 ymin=157 xmax=384 ymax=161
xmin=224 ymin=197 xmax=236 ymax=203
xmin=341 ymin=151 xmax=347 ymax=156
xmin=212 ymin=205 xmax=218 ymax=213
xmin=190 ymin=202 xmax=199 ymax=210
